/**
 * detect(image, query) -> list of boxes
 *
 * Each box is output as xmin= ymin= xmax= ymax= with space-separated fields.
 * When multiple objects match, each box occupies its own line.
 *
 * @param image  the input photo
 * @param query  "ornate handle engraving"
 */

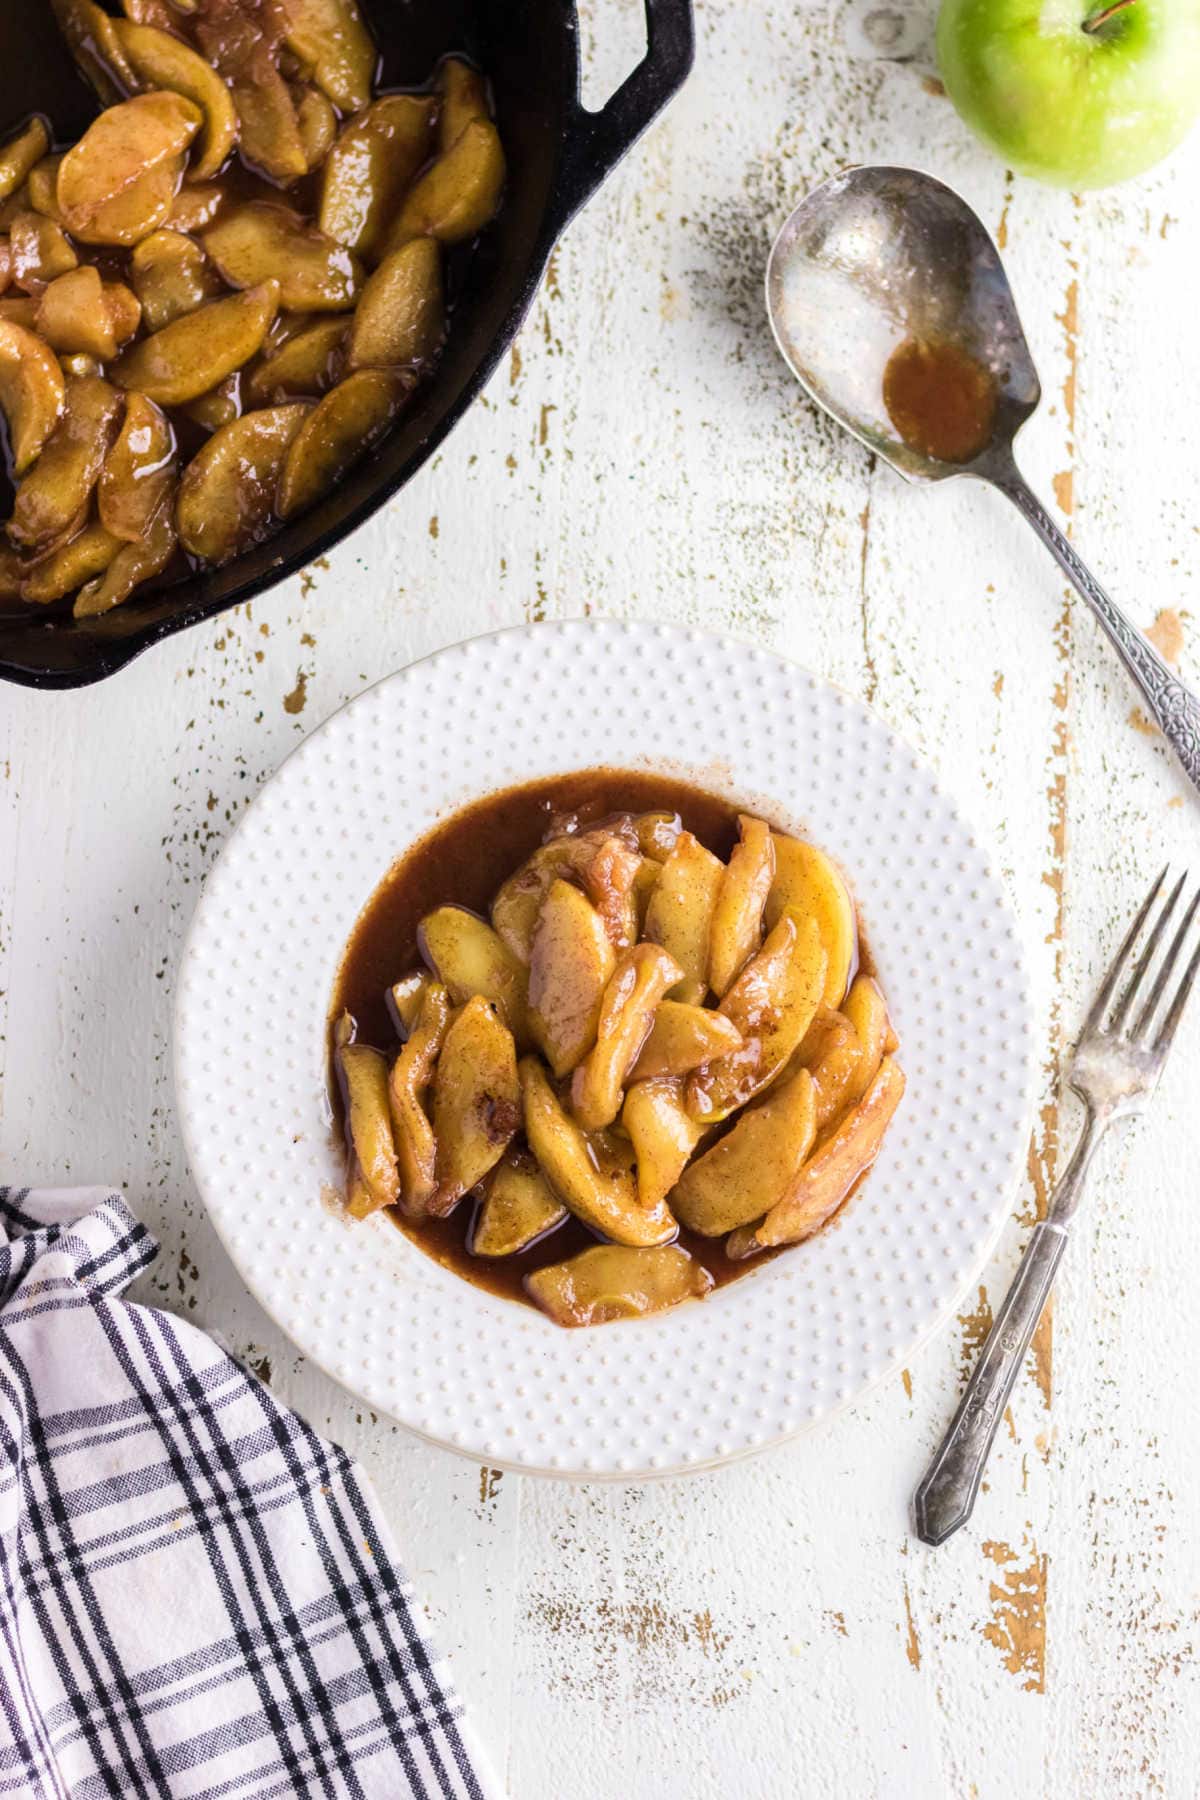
xmin=913 ymin=1221 xmax=1069 ymax=1546
xmin=990 ymin=464 xmax=1200 ymax=793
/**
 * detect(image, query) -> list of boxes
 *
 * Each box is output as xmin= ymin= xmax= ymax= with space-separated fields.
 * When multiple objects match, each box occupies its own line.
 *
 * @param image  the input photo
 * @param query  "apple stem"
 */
xmin=1082 ymin=0 xmax=1136 ymax=32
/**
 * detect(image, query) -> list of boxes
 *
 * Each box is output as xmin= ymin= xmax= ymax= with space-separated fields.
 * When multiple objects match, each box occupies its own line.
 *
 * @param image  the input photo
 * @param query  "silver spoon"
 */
xmin=766 ymin=164 xmax=1200 ymax=794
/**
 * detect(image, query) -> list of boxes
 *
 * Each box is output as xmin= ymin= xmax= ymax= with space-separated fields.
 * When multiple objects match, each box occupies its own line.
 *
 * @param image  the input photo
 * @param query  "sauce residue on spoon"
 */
xmin=882 ymin=336 xmax=997 ymax=464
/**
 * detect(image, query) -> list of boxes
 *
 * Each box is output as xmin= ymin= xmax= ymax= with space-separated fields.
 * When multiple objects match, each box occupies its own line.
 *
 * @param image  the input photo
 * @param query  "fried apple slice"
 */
xmin=708 ymin=815 xmax=774 ymax=997
xmin=389 ymin=972 xmax=431 ymax=1037
xmin=167 ymin=182 xmax=226 ymax=233
xmin=671 ymin=1068 xmax=817 ymax=1236
xmin=98 ymin=392 xmax=176 ymax=541
xmin=9 ymin=377 xmax=124 ymax=551
xmin=418 ymin=904 xmax=530 ymax=1046
xmin=245 ymin=317 xmax=346 ymax=403
xmin=527 ymin=878 xmax=615 ymax=1078
xmin=275 ymin=367 xmax=406 ymax=518
xmin=57 ymin=93 xmax=201 ymax=233
xmin=176 ymin=402 xmax=309 ymax=562
xmin=36 ymin=267 xmax=115 ymax=359
xmin=26 ymin=156 xmax=65 ymax=222
xmin=431 ymin=996 xmax=519 ymax=1214
xmin=336 ymin=1013 xmax=399 ymax=1210
xmin=9 ymin=212 xmax=78 ymax=290
xmin=765 ymin=834 xmax=857 ymax=1007
xmin=293 ymin=84 xmax=337 ymax=169
xmin=105 ymin=282 xmax=143 ymax=347
xmin=437 ymin=58 xmax=490 ymax=153
xmin=643 ymin=830 xmax=723 ymax=1006
xmin=318 ymin=96 xmax=435 ymax=261
xmin=131 ymin=230 xmax=222 ymax=332
xmin=571 ymin=942 xmax=683 ymax=1132
xmin=621 ymin=1077 xmax=705 ymax=1212
xmin=115 ymin=20 xmax=239 ymax=181
xmin=0 ymin=320 xmax=64 ymax=472
xmin=385 ymin=979 xmax=449 ymax=1216
xmin=195 ymin=9 xmax=307 ymax=183
xmin=73 ymin=495 xmax=176 ymax=616
xmin=629 ymin=999 xmax=743 ymax=1082
xmin=51 ymin=0 xmax=136 ymax=106
xmin=344 ymin=239 xmax=443 ymax=372
xmin=0 ymin=297 xmax=40 ymax=329
xmin=183 ymin=375 xmax=241 ymax=432
xmin=519 ymin=1058 xmax=677 ymax=1248
xmin=381 ymin=119 xmax=505 ymax=253
xmin=112 ymin=281 xmax=279 ymax=404
xmin=471 ymin=1148 xmax=566 ymax=1257
xmin=526 ymin=1243 xmax=710 ymax=1328
xmin=274 ymin=0 xmax=376 ymax=113
xmin=0 ymin=120 xmax=50 ymax=204
xmin=22 ymin=520 xmax=123 ymax=604
xmin=492 ymin=831 xmax=641 ymax=963
xmin=727 ymin=1058 xmax=906 ymax=1258
xmin=71 ymin=158 xmax=184 ymax=247
xmin=634 ymin=811 xmax=682 ymax=859
xmin=205 ymin=201 xmax=362 ymax=312
xmin=687 ymin=914 xmax=827 ymax=1123
xmin=0 ymin=241 xmax=10 ymax=297
xmin=806 ymin=977 xmax=892 ymax=1132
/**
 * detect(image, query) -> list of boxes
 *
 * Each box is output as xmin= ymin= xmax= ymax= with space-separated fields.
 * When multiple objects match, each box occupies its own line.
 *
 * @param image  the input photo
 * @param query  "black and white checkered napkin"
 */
xmin=0 ymin=1186 xmax=501 ymax=1800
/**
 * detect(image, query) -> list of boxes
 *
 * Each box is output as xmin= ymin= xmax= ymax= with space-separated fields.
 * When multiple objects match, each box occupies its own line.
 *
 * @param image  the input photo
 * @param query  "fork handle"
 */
xmin=912 ymin=1221 xmax=1069 ymax=1546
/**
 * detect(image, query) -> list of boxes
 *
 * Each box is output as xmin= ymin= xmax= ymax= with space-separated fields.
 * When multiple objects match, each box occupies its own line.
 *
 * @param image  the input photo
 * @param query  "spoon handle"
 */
xmin=989 ymin=462 xmax=1200 ymax=794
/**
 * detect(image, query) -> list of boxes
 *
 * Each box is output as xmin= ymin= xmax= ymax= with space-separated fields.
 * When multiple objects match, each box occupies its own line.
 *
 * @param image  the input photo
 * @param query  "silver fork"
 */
xmin=913 ymin=869 xmax=1200 ymax=1547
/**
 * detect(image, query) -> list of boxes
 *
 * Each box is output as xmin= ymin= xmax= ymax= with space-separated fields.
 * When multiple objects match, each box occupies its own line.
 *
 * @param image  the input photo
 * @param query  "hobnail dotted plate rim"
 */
xmin=174 ymin=618 xmax=1037 ymax=1481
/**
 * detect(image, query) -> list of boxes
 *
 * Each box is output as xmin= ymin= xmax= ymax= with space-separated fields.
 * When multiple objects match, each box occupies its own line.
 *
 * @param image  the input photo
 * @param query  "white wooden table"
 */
xmin=4 ymin=3 xmax=1199 ymax=1793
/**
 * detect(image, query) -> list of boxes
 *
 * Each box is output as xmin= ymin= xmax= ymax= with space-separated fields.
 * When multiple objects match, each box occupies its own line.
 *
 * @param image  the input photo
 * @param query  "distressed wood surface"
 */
xmin=2 ymin=3 xmax=1199 ymax=1794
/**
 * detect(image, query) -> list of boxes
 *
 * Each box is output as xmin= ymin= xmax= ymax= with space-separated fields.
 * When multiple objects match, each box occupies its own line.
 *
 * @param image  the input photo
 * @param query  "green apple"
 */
xmin=937 ymin=0 xmax=1200 ymax=188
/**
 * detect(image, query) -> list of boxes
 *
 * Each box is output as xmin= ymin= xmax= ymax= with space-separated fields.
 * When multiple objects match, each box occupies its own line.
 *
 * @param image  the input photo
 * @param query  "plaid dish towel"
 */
xmin=0 ymin=1186 xmax=501 ymax=1800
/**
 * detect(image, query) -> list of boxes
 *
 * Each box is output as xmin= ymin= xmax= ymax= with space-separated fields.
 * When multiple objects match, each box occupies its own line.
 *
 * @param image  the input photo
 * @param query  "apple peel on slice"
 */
xmin=176 ymin=402 xmax=309 ymax=563
xmin=0 ymin=319 xmax=64 ymax=473
xmin=275 ymin=366 xmax=407 ymax=519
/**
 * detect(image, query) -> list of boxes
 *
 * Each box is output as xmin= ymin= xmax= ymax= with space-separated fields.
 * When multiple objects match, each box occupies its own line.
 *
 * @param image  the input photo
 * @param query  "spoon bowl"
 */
xmin=765 ymin=162 xmax=1200 ymax=795
xmin=766 ymin=165 xmax=1039 ymax=482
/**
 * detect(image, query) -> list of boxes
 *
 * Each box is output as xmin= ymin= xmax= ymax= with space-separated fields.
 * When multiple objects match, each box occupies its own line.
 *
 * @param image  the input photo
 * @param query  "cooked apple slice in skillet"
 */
xmin=520 ymin=1058 xmax=677 ymax=1248
xmin=131 ymin=230 xmax=222 ymax=332
xmin=471 ymin=1148 xmax=567 ymax=1258
xmin=345 ymin=240 xmax=444 ymax=372
xmin=387 ymin=979 xmax=449 ymax=1216
xmin=430 ymin=997 xmax=519 ymax=1214
xmin=319 ymin=96 xmax=435 ymax=261
xmin=246 ymin=318 xmax=347 ymax=403
xmin=418 ymin=905 xmax=530 ymax=1046
xmin=526 ymin=1244 xmax=711 ymax=1328
xmin=621 ymin=1077 xmax=705 ymax=1212
xmin=103 ymin=282 xmax=143 ymax=347
xmin=26 ymin=154 xmax=65 ymax=222
xmin=114 ymin=20 xmax=239 ymax=182
xmin=194 ymin=9 xmax=307 ymax=184
xmin=687 ymin=914 xmax=826 ymax=1123
xmin=176 ymin=404 xmax=310 ymax=563
xmin=113 ymin=282 xmax=280 ymax=405
xmin=205 ymin=202 xmax=362 ymax=313
xmin=71 ymin=158 xmax=185 ymax=249
xmin=381 ymin=119 xmax=506 ymax=254
xmin=335 ymin=1012 xmax=399 ymax=1213
xmin=275 ymin=368 xmax=408 ymax=519
xmin=671 ymin=1067 xmax=817 ymax=1236
xmin=727 ymin=1058 xmax=906 ymax=1258
xmin=51 ymin=0 xmax=138 ymax=106
xmin=36 ymin=268 xmax=117 ymax=360
xmin=0 ymin=118 xmax=49 ymax=202
xmin=642 ymin=830 xmax=723 ymax=1006
xmin=629 ymin=999 xmax=743 ymax=1082
xmin=73 ymin=498 xmax=175 ymax=617
xmin=293 ymin=84 xmax=337 ymax=171
xmin=765 ymin=834 xmax=857 ymax=1007
xmin=9 ymin=377 xmax=124 ymax=552
xmin=0 ymin=298 xmax=40 ymax=331
xmin=274 ymin=0 xmax=376 ymax=114
xmin=708 ymin=815 xmax=775 ymax=998
xmin=0 ymin=320 xmax=64 ymax=473
xmin=437 ymin=58 xmax=490 ymax=153
xmin=571 ymin=942 xmax=683 ymax=1132
xmin=389 ymin=972 xmax=431 ymax=1037
xmin=527 ymin=878 xmax=615 ymax=1077
xmin=57 ymin=93 xmax=201 ymax=235
xmin=21 ymin=521 xmax=124 ymax=604
xmin=9 ymin=212 xmax=77 ymax=288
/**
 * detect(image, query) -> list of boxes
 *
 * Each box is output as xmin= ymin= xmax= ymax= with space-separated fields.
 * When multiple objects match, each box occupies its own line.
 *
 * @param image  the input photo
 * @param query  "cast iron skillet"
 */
xmin=0 ymin=0 xmax=694 ymax=689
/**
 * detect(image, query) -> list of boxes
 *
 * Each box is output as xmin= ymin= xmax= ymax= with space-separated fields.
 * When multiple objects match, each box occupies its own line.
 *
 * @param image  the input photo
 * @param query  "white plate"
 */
xmin=175 ymin=620 xmax=1035 ymax=1479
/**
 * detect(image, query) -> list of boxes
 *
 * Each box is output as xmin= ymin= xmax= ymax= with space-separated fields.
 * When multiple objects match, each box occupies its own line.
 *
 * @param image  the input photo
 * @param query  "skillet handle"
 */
xmin=550 ymin=0 xmax=695 ymax=231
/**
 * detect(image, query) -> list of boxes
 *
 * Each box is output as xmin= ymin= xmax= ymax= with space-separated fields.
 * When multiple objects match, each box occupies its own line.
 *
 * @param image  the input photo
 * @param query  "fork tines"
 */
xmin=1087 ymin=867 xmax=1200 ymax=1050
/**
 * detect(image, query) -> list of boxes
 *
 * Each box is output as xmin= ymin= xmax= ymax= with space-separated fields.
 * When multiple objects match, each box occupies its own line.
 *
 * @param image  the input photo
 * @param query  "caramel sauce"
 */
xmin=330 ymin=768 xmax=863 ymax=1311
xmin=883 ymin=336 xmax=997 ymax=464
